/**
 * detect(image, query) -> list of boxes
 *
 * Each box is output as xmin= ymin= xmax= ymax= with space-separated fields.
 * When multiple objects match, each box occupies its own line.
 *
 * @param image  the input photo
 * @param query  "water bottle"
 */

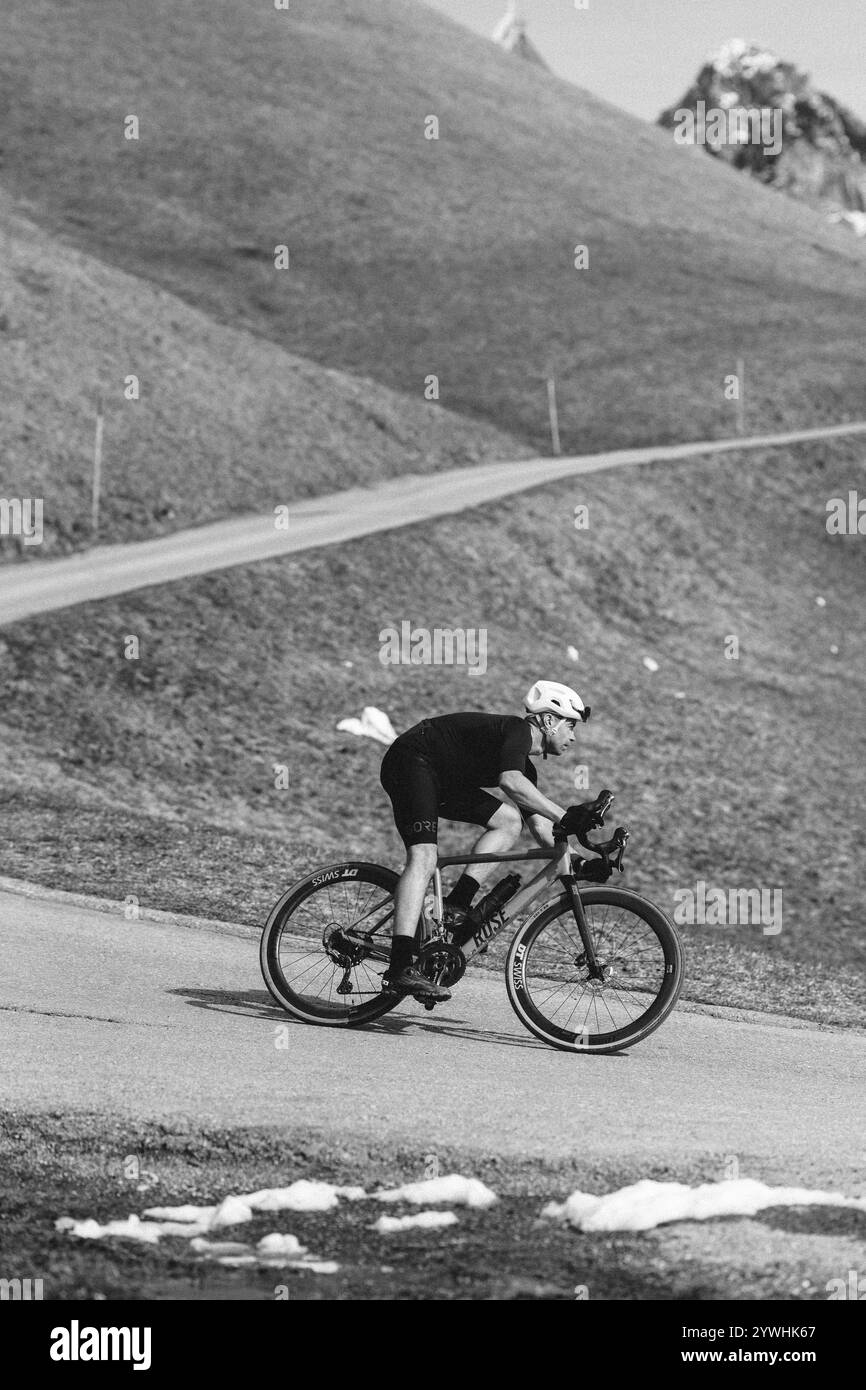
xmin=474 ymin=873 xmax=522 ymax=927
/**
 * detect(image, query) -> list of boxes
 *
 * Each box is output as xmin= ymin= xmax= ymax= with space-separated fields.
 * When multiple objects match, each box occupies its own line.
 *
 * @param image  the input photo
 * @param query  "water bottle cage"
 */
xmin=473 ymin=875 xmax=522 ymax=932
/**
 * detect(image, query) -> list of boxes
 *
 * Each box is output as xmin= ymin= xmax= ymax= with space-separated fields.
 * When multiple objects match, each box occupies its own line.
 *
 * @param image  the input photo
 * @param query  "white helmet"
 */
xmin=524 ymin=680 xmax=590 ymax=723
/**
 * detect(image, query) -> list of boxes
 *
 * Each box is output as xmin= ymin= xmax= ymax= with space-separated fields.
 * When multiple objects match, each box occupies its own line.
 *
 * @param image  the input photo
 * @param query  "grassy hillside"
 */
xmin=0 ymin=193 xmax=528 ymax=559
xmin=0 ymin=0 xmax=864 ymax=466
xmin=1 ymin=435 xmax=863 ymax=1026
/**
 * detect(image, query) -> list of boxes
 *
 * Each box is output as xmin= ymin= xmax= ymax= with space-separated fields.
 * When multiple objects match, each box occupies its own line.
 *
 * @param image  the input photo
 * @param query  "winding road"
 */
xmin=2 ymin=421 xmax=865 ymax=626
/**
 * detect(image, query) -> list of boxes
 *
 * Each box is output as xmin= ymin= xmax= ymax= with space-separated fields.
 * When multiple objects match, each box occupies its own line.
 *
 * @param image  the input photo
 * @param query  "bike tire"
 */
xmin=505 ymin=887 xmax=685 ymax=1053
xmin=260 ymin=861 xmax=401 ymax=1027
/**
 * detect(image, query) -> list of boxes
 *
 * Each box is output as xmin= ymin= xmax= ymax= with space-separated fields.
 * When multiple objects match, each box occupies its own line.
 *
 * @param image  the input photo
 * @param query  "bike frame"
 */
xmin=428 ymin=840 xmax=602 ymax=975
xmin=341 ymin=840 xmax=604 ymax=980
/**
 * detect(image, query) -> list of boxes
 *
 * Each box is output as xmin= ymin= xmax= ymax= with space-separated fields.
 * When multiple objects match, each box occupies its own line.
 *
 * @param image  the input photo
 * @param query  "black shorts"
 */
xmin=380 ymin=743 xmax=504 ymax=848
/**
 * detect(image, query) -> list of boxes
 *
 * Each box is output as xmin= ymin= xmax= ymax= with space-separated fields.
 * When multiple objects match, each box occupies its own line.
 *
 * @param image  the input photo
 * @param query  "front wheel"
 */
xmin=505 ymin=887 xmax=685 ymax=1053
xmin=260 ymin=861 xmax=401 ymax=1027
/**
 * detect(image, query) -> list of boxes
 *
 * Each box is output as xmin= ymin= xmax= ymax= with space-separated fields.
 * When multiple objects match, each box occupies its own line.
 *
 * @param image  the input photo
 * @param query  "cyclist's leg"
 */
xmin=463 ymin=797 xmax=524 ymax=886
xmin=440 ymin=792 xmax=524 ymax=914
xmin=392 ymin=842 xmax=438 ymax=940
xmin=380 ymin=748 xmax=440 ymax=936
xmin=379 ymin=748 xmax=449 ymax=997
xmin=387 ymin=844 xmax=448 ymax=997
xmin=444 ymin=789 xmax=525 ymax=895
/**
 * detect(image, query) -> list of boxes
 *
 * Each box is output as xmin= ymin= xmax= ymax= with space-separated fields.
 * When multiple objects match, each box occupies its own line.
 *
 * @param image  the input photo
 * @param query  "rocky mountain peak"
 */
xmin=659 ymin=39 xmax=866 ymax=222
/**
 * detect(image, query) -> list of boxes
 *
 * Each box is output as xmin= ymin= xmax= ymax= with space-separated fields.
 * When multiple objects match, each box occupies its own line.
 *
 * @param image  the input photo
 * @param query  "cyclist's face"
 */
xmin=546 ymin=716 xmax=577 ymax=754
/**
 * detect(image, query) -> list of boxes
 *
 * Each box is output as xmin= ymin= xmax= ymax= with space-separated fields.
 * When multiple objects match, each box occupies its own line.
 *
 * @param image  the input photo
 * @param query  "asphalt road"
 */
xmin=2 ymin=887 xmax=862 ymax=1188
xmin=2 ymin=421 xmax=865 ymax=625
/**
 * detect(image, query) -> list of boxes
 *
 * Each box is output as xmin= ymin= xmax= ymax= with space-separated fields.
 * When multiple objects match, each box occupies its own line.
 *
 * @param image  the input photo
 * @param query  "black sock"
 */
xmin=445 ymin=873 xmax=480 ymax=911
xmin=388 ymin=935 xmax=415 ymax=972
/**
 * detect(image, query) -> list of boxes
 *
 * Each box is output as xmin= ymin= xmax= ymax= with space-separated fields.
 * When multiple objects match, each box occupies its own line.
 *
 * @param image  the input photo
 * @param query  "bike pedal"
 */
xmin=423 ymin=1000 xmax=436 ymax=1012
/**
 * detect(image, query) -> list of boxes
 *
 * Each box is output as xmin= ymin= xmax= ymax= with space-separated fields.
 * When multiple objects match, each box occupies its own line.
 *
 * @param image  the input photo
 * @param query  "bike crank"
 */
xmin=417 ymin=940 xmax=466 ymax=988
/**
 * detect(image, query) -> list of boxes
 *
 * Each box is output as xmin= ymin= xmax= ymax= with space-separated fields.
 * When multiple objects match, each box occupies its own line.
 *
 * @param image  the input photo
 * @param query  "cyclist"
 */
xmin=379 ymin=680 xmax=606 ymax=1002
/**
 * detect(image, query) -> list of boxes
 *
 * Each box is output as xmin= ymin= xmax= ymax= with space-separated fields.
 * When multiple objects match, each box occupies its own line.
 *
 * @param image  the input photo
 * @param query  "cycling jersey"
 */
xmin=380 ymin=713 xmax=537 ymax=847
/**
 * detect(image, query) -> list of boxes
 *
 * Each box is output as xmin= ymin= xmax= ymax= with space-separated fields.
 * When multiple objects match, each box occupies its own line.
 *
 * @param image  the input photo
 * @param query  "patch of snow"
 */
xmin=713 ymin=37 xmax=748 ymax=66
xmin=257 ymin=1233 xmax=309 ymax=1258
xmin=136 ymin=1195 xmax=252 ymax=1233
xmin=147 ymin=1181 xmax=365 ymax=1220
xmin=374 ymin=1174 xmax=497 ymax=1209
xmin=56 ymin=1215 xmax=166 ymax=1244
xmin=192 ymin=1232 xmax=339 ymax=1271
xmin=712 ymin=39 xmax=779 ymax=79
xmin=58 ymin=1182 xmax=351 ymax=1273
xmin=243 ymin=1181 xmax=365 ymax=1212
xmin=815 ymin=596 xmax=827 ymax=606
xmin=149 ymin=1219 xmax=214 ymax=1236
xmin=828 ymin=210 xmax=866 ymax=235
xmin=209 ymin=1196 xmax=254 ymax=1229
xmin=566 ymin=645 xmax=579 ymax=662
xmin=741 ymin=49 xmax=780 ymax=77
xmin=142 ymin=1203 xmax=213 ymax=1223
xmin=642 ymin=656 xmax=659 ymax=672
xmin=542 ymin=1178 xmax=866 ymax=1232
xmin=373 ymin=1210 xmax=459 ymax=1233
xmin=337 ymin=706 xmax=397 ymax=745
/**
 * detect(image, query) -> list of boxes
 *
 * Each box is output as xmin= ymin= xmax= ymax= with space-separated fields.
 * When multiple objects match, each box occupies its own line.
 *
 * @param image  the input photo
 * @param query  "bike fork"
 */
xmin=561 ymin=877 xmax=604 ymax=978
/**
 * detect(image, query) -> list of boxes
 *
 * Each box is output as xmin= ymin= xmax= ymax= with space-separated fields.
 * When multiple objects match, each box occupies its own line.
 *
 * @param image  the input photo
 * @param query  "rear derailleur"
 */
xmin=323 ymin=922 xmax=369 ymax=995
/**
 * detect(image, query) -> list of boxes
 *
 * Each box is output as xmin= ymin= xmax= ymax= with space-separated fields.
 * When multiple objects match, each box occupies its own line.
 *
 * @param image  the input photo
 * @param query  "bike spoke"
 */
xmin=351 ymin=956 xmax=385 ymax=999
xmin=283 ymin=952 xmax=330 ymax=988
xmin=520 ymin=898 xmax=669 ymax=1043
xmin=290 ymin=954 xmax=336 ymax=995
xmin=560 ymin=991 xmax=592 ymax=1033
xmin=270 ymin=872 xmax=398 ymax=1016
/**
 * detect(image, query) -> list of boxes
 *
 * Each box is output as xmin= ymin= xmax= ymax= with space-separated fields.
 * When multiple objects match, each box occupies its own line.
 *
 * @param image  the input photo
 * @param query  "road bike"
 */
xmin=260 ymin=791 xmax=685 ymax=1053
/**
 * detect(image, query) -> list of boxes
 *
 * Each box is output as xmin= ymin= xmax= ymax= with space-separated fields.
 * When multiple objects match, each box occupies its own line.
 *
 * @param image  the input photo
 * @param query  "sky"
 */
xmin=421 ymin=0 xmax=866 ymax=123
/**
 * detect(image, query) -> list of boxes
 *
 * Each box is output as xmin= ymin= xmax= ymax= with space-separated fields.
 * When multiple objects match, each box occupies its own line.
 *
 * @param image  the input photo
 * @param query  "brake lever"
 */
xmin=581 ymin=825 xmax=630 ymax=869
xmin=609 ymin=826 xmax=629 ymax=872
xmin=596 ymin=789 xmax=615 ymax=819
xmin=574 ymin=789 xmax=615 ymax=851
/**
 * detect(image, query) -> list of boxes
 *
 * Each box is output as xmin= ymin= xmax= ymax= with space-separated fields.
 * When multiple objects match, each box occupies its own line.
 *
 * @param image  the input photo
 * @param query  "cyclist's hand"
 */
xmin=559 ymin=801 xmax=605 ymax=837
xmin=579 ymin=858 xmax=613 ymax=883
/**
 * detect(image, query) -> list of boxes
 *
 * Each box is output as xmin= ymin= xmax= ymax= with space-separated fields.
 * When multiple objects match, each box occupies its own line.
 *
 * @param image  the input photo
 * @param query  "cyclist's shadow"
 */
xmin=169 ymin=986 xmax=553 ymax=1050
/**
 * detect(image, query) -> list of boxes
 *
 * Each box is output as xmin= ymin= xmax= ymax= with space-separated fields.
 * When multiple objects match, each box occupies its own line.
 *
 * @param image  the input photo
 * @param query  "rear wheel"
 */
xmin=260 ymin=862 xmax=401 ymax=1027
xmin=505 ymin=887 xmax=684 ymax=1053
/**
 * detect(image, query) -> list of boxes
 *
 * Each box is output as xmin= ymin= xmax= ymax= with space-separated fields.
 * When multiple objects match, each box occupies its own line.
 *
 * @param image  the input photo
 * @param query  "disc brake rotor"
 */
xmin=573 ymin=956 xmax=612 ymax=990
